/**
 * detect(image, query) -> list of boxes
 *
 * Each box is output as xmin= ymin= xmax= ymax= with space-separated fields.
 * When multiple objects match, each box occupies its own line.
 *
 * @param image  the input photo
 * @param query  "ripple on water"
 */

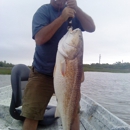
xmin=0 ymin=75 xmax=11 ymax=87
xmin=81 ymin=72 xmax=130 ymax=125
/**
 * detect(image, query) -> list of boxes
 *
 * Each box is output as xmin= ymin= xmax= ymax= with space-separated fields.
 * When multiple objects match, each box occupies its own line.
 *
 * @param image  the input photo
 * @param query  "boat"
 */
xmin=0 ymin=64 xmax=130 ymax=130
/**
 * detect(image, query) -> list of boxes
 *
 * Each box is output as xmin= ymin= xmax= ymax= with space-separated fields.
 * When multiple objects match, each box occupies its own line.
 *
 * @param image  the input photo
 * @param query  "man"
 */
xmin=21 ymin=0 xmax=95 ymax=130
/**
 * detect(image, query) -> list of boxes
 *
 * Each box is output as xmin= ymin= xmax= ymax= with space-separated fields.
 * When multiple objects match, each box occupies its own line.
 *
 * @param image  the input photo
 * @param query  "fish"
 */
xmin=53 ymin=28 xmax=84 ymax=130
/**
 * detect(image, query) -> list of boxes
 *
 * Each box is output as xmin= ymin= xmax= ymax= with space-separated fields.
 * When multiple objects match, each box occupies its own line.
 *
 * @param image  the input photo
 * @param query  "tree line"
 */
xmin=85 ymin=62 xmax=130 ymax=69
xmin=83 ymin=62 xmax=130 ymax=72
xmin=0 ymin=61 xmax=14 ymax=67
xmin=0 ymin=60 xmax=130 ymax=70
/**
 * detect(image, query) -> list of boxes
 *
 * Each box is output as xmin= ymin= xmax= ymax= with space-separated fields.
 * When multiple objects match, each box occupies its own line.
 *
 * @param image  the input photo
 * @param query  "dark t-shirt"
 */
xmin=32 ymin=4 xmax=84 ymax=76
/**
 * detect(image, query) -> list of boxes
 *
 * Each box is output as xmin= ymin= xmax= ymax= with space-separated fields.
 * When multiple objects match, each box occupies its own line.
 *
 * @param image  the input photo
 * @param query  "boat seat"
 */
xmin=9 ymin=64 xmax=57 ymax=126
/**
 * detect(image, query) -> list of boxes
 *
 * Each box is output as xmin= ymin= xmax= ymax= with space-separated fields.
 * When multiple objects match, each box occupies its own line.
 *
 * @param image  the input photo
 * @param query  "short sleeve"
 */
xmin=32 ymin=5 xmax=50 ymax=39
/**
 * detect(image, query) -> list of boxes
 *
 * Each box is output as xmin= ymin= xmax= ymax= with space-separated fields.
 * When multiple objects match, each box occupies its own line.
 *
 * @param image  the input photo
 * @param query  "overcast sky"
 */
xmin=1 ymin=0 xmax=130 ymax=65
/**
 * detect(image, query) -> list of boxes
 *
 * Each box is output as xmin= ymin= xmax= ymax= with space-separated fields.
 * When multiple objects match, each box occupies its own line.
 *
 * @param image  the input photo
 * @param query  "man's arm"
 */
xmin=67 ymin=0 xmax=95 ymax=32
xmin=35 ymin=16 xmax=64 ymax=45
xmin=75 ymin=7 xmax=95 ymax=32
xmin=35 ymin=7 xmax=75 ymax=45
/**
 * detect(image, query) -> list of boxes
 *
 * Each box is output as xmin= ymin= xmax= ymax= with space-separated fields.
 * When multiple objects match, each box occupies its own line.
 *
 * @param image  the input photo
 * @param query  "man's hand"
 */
xmin=67 ymin=0 xmax=78 ymax=11
xmin=60 ymin=7 xmax=76 ymax=22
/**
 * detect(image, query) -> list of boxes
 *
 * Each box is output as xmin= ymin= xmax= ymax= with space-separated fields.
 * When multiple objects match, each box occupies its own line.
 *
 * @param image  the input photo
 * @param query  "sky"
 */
xmin=0 ymin=0 xmax=130 ymax=65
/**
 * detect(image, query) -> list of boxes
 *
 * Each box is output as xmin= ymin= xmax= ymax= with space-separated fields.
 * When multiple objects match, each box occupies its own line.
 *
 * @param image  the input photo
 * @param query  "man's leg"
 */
xmin=71 ymin=114 xmax=80 ymax=130
xmin=21 ymin=68 xmax=54 ymax=130
xmin=22 ymin=118 xmax=38 ymax=130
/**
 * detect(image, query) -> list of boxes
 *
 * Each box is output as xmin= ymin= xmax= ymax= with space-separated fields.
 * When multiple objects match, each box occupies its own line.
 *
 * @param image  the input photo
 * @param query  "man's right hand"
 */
xmin=60 ymin=7 xmax=76 ymax=22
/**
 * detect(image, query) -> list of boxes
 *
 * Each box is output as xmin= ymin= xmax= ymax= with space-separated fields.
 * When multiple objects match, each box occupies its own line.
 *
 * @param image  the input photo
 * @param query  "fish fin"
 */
xmin=61 ymin=60 xmax=66 ymax=76
xmin=81 ymin=71 xmax=84 ymax=82
xmin=55 ymin=106 xmax=60 ymax=118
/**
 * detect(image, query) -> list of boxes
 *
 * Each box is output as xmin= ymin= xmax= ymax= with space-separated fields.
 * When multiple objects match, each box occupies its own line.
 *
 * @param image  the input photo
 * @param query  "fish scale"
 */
xmin=63 ymin=59 xmax=81 ymax=129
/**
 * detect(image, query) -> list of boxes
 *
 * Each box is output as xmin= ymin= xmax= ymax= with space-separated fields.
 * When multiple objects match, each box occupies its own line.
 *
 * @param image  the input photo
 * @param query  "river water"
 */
xmin=81 ymin=72 xmax=130 ymax=125
xmin=0 ymin=72 xmax=130 ymax=124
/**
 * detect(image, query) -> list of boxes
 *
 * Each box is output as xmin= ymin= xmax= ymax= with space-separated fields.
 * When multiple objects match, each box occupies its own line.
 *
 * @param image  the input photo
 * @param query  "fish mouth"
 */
xmin=66 ymin=42 xmax=78 ymax=49
xmin=58 ymin=28 xmax=83 ymax=59
xmin=67 ymin=31 xmax=82 ymax=48
xmin=58 ymin=43 xmax=79 ymax=60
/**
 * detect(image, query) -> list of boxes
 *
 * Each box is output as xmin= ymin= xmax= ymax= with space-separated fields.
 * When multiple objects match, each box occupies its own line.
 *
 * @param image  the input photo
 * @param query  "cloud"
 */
xmin=0 ymin=0 xmax=130 ymax=65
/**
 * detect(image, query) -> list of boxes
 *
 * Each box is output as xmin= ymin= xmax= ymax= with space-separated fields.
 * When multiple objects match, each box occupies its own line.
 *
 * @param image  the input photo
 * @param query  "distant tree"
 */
xmin=0 ymin=61 xmax=3 ymax=67
xmin=0 ymin=61 xmax=14 ymax=67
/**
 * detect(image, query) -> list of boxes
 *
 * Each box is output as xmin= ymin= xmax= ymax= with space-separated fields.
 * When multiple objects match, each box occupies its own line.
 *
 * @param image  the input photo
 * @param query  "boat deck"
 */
xmin=0 ymin=85 xmax=130 ymax=130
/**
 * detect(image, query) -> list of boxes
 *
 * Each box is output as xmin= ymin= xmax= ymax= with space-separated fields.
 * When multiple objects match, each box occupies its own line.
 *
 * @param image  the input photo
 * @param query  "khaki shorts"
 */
xmin=21 ymin=67 xmax=54 ymax=120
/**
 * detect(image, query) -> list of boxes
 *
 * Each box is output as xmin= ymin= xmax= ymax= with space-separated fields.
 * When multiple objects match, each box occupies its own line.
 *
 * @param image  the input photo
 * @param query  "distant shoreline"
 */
xmin=0 ymin=65 xmax=130 ymax=75
xmin=0 ymin=67 xmax=12 ymax=75
xmin=83 ymin=64 xmax=130 ymax=73
xmin=83 ymin=68 xmax=130 ymax=73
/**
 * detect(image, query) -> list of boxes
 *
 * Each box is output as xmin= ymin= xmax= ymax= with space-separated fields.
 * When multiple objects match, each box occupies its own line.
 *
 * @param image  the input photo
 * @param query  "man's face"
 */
xmin=51 ymin=0 xmax=67 ymax=10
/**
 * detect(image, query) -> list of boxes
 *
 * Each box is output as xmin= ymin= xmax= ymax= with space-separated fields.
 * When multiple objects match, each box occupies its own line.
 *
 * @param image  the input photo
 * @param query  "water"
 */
xmin=0 ymin=75 xmax=11 ymax=87
xmin=0 ymin=72 xmax=130 ymax=124
xmin=81 ymin=72 xmax=130 ymax=125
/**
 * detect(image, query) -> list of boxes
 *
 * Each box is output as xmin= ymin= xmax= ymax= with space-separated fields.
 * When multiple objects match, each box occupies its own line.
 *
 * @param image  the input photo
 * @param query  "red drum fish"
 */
xmin=54 ymin=28 xmax=84 ymax=130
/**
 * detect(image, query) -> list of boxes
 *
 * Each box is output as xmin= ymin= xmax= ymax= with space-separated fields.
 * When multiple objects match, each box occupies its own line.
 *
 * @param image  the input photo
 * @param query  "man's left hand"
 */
xmin=67 ymin=0 xmax=78 ymax=11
